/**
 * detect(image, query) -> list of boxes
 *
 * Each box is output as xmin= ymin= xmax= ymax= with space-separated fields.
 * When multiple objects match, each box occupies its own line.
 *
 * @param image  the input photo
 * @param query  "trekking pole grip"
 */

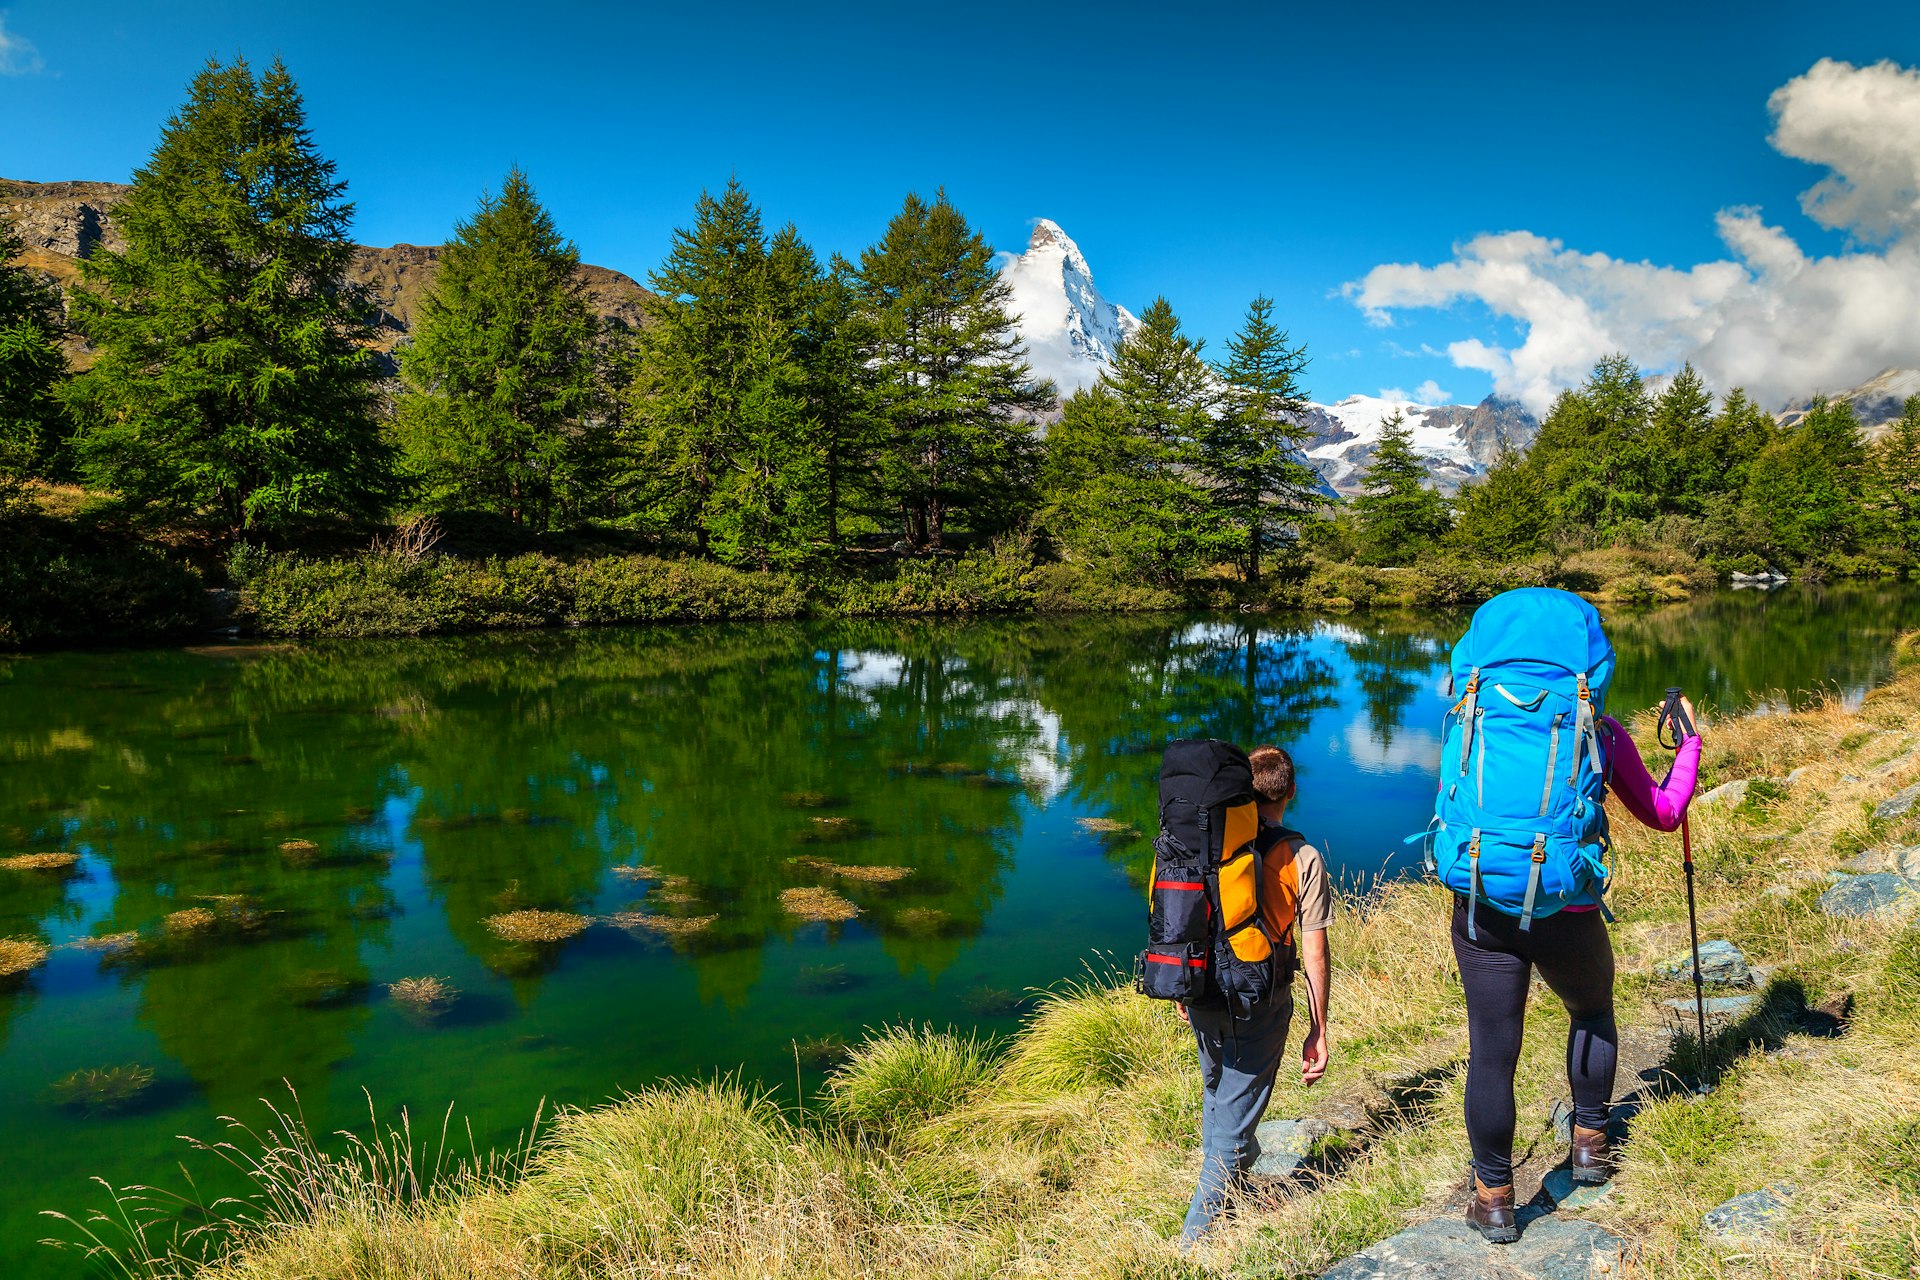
xmin=1658 ymin=686 xmax=1696 ymax=749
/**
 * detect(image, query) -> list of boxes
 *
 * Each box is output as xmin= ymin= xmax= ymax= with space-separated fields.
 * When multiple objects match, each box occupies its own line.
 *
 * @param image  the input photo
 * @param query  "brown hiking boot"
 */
xmin=1467 ymin=1175 xmax=1519 ymax=1244
xmin=1571 ymin=1123 xmax=1615 ymax=1185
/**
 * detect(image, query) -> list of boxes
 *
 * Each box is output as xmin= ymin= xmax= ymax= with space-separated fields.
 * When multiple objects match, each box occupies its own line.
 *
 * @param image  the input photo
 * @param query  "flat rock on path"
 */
xmin=1701 ymin=1185 xmax=1794 ymax=1245
xmin=1319 ymin=1215 xmax=1623 ymax=1279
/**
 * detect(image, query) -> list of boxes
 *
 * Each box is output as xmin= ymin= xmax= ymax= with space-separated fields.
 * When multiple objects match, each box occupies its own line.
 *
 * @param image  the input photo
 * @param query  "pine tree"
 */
xmin=1205 ymin=296 xmax=1321 ymax=581
xmin=1742 ymin=397 xmax=1866 ymax=559
xmin=856 ymin=190 xmax=1051 ymax=548
xmin=1041 ymin=299 xmax=1228 ymax=584
xmin=396 ymin=169 xmax=604 ymax=530
xmin=61 ymin=57 xmax=386 ymax=534
xmin=1525 ymin=354 xmax=1654 ymax=536
xmin=0 ymin=209 xmax=68 ymax=502
xmin=1449 ymin=449 xmax=1550 ymax=558
xmin=1872 ymin=396 xmax=1920 ymax=558
xmin=1351 ymin=410 xmax=1449 ymax=561
xmin=801 ymin=256 xmax=882 ymax=545
xmin=1650 ymin=362 xmax=1714 ymax=516
xmin=628 ymin=178 xmax=813 ymax=561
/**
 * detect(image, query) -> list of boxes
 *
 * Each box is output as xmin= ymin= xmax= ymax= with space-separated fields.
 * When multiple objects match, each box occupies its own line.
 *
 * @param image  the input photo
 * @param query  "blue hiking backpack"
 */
xmin=1424 ymin=588 xmax=1617 ymax=936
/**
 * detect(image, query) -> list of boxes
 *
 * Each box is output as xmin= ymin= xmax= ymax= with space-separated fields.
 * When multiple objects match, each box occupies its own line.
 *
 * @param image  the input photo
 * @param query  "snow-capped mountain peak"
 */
xmin=999 ymin=219 xmax=1139 ymax=395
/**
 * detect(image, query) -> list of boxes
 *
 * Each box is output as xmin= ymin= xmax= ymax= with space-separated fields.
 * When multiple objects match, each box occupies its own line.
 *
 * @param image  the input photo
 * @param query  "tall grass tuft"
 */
xmin=1001 ymin=979 xmax=1187 ymax=1093
xmin=825 ymin=1026 xmax=994 ymax=1138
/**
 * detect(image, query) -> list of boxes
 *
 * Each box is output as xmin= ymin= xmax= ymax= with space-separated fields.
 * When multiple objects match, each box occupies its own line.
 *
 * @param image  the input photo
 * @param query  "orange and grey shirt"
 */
xmin=1259 ymin=822 xmax=1334 ymax=942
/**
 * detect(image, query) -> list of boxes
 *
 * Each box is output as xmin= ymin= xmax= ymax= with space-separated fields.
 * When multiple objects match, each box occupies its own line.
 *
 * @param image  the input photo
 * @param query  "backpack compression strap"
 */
xmin=1465 ymin=828 xmax=1483 ymax=941
xmin=1519 ymin=832 xmax=1548 ymax=931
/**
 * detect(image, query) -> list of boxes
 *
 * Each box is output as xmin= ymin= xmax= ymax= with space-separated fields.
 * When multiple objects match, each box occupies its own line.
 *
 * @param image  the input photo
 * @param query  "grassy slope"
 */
xmin=63 ymin=648 xmax=1920 ymax=1279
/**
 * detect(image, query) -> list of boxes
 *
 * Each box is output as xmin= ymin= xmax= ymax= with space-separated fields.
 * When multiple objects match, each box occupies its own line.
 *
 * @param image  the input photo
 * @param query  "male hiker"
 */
xmin=1173 ymin=743 xmax=1333 ymax=1243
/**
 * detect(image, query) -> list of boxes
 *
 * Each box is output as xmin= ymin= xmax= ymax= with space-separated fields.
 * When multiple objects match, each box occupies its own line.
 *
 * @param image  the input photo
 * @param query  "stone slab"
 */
xmin=1818 ymin=873 xmax=1920 ymax=919
xmin=1656 ymin=939 xmax=1751 ymax=986
xmin=1320 ymin=1214 xmax=1623 ymax=1279
xmin=1248 ymin=1117 xmax=1331 ymax=1177
xmin=1541 ymin=1167 xmax=1618 ymax=1213
xmin=1661 ymin=995 xmax=1761 ymax=1018
xmin=1702 ymin=1185 xmax=1793 ymax=1245
xmin=1696 ymin=779 xmax=1750 ymax=808
xmin=1876 ymin=783 xmax=1920 ymax=821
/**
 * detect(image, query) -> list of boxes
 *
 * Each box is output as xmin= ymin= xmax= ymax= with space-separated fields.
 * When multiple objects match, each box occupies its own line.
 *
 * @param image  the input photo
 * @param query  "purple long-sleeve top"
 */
xmin=1600 ymin=715 xmax=1701 ymax=831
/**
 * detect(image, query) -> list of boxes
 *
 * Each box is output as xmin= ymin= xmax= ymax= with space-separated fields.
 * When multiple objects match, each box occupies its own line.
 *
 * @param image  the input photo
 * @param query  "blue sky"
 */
xmin=3 ymin=1 xmax=1917 ymax=409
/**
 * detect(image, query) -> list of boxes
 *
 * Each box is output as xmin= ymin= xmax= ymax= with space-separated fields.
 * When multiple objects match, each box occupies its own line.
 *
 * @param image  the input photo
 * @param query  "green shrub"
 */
xmin=568 ymin=555 xmax=806 ymax=625
xmin=1026 ymin=560 xmax=1181 ymax=613
xmin=0 ymin=516 xmax=205 ymax=648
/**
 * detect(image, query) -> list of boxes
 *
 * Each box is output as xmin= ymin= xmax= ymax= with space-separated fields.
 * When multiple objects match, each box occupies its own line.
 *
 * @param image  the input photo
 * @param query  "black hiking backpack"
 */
xmin=1135 ymin=739 xmax=1295 ymax=1014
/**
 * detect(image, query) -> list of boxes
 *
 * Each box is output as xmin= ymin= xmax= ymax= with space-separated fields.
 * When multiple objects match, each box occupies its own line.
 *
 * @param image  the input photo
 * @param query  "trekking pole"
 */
xmin=1659 ymin=687 xmax=1710 ymax=1085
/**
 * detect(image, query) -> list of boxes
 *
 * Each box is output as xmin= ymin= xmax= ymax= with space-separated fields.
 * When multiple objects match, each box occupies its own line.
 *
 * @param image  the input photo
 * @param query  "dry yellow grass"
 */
xmin=484 ymin=911 xmax=590 ymax=944
xmin=0 ymin=937 xmax=49 ymax=978
xmin=0 ymin=852 xmax=80 ymax=872
xmin=779 ymin=886 xmax=861 ymax=923
xmin=163 ymin=907 xmax=218 ymax=935
xmin=789 ymin=855 xmax=915 ymax=883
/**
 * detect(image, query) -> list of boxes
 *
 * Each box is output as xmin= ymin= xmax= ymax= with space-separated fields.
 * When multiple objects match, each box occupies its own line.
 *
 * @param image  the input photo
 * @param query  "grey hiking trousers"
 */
xmin=1182 ymin=990 xmax=1294 ymax=1242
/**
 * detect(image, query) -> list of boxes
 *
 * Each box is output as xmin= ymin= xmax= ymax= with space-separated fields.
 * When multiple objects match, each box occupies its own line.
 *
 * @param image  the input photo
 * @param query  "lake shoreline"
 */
xmin=5 ymin=513 xmax=1874 ymax=650
xmin=54 ymin=633 xmax=1920 ymax=1279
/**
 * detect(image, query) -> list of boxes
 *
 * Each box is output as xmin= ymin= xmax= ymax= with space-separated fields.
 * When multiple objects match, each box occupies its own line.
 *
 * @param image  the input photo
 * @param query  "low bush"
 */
xmin=0 ymin=514 xmax=205 ymax=649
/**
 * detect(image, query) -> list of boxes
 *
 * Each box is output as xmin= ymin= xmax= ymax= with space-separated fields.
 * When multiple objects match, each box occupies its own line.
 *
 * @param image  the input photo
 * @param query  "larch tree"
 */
xmin=396 ymin=168 xmax=604 ymax=530
xmin=1205 ymin=295 xmax=1320 ymax=582
xmin=1351 ymin=410 xmax=1449 ymax=561
xmin=61 ymin=57 xmax=387 ymax=535
xmin=0 ymin=209 xmax=68 ymax=503
xmin=856 ymin=190 xmax=1051 ymax=549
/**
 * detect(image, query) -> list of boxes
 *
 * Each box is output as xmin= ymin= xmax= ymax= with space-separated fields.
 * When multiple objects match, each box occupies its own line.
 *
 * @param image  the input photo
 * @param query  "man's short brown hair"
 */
xmin=1248 ymin=744 xmax=1295 ymax=804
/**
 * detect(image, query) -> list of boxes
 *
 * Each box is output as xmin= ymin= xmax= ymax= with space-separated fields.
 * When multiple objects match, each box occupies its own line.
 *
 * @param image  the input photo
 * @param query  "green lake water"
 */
xmin=1 ymin=584 xmax=1915 ymax=1275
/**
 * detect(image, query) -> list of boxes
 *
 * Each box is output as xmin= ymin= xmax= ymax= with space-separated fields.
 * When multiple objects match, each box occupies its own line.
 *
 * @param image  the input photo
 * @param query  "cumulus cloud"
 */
xmin=0 ymin=12 xmax=42 ymax=75
xmin=1377 ymin=379 xmax=1451 ymax=405
xmin=1344 ymin=58 xmax=1920 ymax=415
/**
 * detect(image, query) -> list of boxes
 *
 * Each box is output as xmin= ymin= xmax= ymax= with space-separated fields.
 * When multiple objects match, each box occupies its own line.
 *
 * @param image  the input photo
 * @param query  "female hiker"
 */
xmin=1422 ymin=588 xmax=1701 ymax=1244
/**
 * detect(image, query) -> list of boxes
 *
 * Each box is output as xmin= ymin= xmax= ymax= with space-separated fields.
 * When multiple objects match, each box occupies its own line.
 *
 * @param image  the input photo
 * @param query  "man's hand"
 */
xmin=1301 ymin=1023 xmax=1329 ymax=1084
xmin=1174 ymin=1000 xmax=1190 ymax=1024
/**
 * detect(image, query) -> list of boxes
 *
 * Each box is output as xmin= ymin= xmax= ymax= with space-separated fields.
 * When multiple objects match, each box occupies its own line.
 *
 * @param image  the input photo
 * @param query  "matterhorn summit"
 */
xmin=999 ymin=219 xmax=1139 ymax=395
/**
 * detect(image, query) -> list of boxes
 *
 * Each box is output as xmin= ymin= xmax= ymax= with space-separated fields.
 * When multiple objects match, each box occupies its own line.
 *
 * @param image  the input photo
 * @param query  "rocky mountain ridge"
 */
xmin=0 ymin=178 xmax=650 ymax=361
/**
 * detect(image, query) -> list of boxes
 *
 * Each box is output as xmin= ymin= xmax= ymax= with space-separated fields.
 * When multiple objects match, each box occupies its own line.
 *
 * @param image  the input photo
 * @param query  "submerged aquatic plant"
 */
xmin=779 ymin=886 xmax=861 ymax=924
xmin=780 ymin=790 xmax=847 ymax=809
xmin=0 ymin=936 xmax=50 ymax=979
xmin=607 ymin=911 xmax=719 ymax=938
xmin=611 ymin=864 xmax=663 ymax=881
xmin=387 ymin=976 xmax=459 ymax=1019
xmin=47 ymin=1064 xmax=156 ymax=1115
xmin=892 ymin=906 xmax=959 ymax=937
xmin=484 ymin=910 xmax=591 ymax=944
xmin=277 ymin=839 xmax=320 ymax=866
xmin=793 ymin=1034 xmax=852 ymax=1069
xmin=795 ymin=815 xmax=870 ymax=843
xmin=163 ymin=907 xmax=218 ymax=935
xmin=286 ymin=970 xmax=371 ymax=1009
xmin=67 ymin=932 xmax=138 ymax=957
xmin=789 ymin=855 xmax=914 ymax=883
xmin=0 ymin=852 xmax=81 ymax=874
xmin=1074 ymin=817 xmax=1139 ymax=840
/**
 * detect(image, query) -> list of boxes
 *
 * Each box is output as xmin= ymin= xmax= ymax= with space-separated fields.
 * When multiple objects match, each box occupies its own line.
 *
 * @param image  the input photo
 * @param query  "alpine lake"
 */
xmin=1 ymin=583 xmax=1916 ymax=1275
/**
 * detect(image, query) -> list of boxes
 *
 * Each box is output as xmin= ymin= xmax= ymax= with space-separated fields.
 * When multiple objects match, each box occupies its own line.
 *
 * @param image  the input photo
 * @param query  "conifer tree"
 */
xmin=61 ymin=57 xmax=386 ymax=534
xmin=1042 ymin=299 xmax=1228 ymax=583
xmin=396 ymin=169 xmax=604 ymax=530
xmin=1525 ymin=354 xmax=1654 ymax=535
xmin=0 ymin=210 xmax=68 ymax=502
xmin=856 ymin=190 xmax=1051 ymax=548
xmin=1873 ymin=395 xmax=1920 ymax=558
xmin=1650 ymin=362 xmax=1714 ymax=516
xmin=629 ymin=178 xmax=813 ymax=561
xmin=1351 ymin=410 xmax=1449 ymax=561
xmin=1743 ymin=397 xmax=1866 ymax=559
xmin=1450 ymin=449 xmax=1550 ymax=557
xmin=797 ymin=255 xmax=881 ymax=545
xmin=1205 ymin=295 xmax=1320 ymax=582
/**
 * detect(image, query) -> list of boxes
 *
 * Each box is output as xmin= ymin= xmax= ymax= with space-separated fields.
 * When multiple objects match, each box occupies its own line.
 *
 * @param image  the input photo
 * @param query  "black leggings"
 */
xmin=1451 ymin=895 xmax=1617 ymax=1188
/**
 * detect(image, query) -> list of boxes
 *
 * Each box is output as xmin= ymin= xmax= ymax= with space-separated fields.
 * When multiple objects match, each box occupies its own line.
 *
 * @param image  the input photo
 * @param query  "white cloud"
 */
xmin=1344 ymin=58 xmax=1920 ymax=416
xmin=1374 ymin=379 xmax=1452 ymax=406
xmin=0 ymin=12 xmax=43 ymax=75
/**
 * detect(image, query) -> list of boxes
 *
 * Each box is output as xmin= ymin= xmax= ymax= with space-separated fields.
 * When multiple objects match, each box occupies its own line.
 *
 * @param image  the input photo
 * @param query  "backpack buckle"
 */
xmin=1530 ymin=834 xmax=1547 ymax=864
